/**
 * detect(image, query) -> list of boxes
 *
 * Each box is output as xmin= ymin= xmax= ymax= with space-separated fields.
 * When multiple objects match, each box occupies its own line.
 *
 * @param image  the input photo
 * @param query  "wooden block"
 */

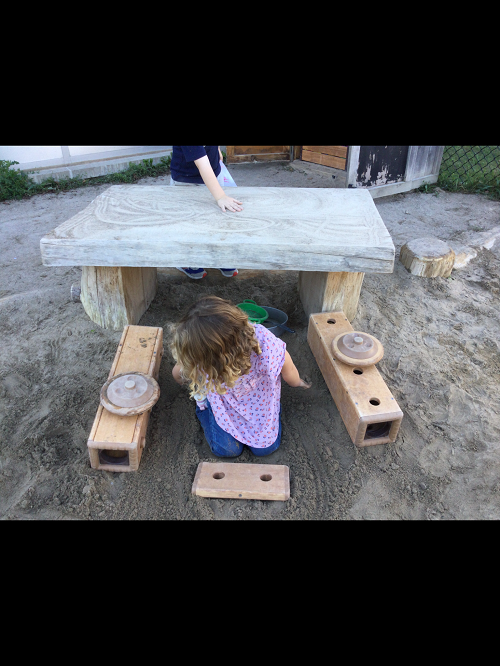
xmin=80 ymin=266 xmax=157 ymax=331
xmin=298 ymin=270 xmax=364 ymax=321
xmin=191 ymin=462 xmax=290 ymax=501
xmin=87 ymin=324 xmax=163 ymax=471
xmin=307 ymin=312 xmax=403 ymax=447
xmin=399 ymin=237 xmax=455 ymax=278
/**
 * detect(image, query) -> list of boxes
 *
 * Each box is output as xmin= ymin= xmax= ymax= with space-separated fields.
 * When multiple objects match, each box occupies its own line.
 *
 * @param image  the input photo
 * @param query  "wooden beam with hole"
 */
xmin=87 ymin=324 xmax=163 ymax=472
xmin=192 ymin=462 xmax=290 ymax=500
xmin=307 ymin=312 xmax=403 ymax=447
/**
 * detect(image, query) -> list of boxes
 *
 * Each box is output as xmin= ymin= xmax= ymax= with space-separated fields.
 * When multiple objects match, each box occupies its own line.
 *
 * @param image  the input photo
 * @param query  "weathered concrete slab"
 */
xmin=40 ymin=185 xmax=395 ymax=273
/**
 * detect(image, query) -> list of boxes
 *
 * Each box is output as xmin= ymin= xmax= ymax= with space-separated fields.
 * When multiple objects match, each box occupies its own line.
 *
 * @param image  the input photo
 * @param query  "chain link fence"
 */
xmin=438 ymin=146 xmax=500 ymax=196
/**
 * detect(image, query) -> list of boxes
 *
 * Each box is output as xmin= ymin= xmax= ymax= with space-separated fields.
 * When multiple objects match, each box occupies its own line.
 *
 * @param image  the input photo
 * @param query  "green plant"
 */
xmin=418 ymin=182 xmax=438 ymax=194
xmin=0 ymin=154 xmax=174 ymax=203
xmin=437 ymin=146 xmax=500 ymax=200
xmin=0 ymin=160 xmax=37 ymax=201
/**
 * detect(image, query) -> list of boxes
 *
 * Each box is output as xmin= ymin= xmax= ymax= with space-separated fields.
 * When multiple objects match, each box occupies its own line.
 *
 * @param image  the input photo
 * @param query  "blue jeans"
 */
xmin=196 ymin=401 xmax=282 ymax=458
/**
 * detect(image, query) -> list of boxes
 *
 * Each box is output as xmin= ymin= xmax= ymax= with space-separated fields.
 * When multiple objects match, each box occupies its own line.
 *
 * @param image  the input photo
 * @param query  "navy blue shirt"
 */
xmin=170 ymin=145 xmax=221 ymax=184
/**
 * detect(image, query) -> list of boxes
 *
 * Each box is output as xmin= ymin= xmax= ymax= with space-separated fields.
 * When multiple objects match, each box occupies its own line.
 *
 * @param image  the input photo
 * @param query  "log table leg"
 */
xmin=298 ymin=271 xmax=365 ymax=322
xmin=80 ymin=266 xmax=157 ymax=330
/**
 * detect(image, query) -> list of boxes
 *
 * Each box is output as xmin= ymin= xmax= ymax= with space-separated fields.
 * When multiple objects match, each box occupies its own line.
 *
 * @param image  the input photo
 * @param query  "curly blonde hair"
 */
xmin=169 ymin=295 xmax=262 ymax=399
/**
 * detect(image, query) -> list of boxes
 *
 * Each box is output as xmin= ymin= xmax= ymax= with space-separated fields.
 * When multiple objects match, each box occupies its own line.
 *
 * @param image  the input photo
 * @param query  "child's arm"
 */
xmin=280 ymin=351 xmax=312 ymax=388
xmin=172 ymin=363 xmax=186 ymax=385
xmin=194 ymin=155 xmax=243 ymax=213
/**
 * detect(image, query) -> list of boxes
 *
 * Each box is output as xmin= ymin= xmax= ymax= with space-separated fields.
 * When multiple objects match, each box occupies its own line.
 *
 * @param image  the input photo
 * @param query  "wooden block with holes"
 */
xmin=87 ymin=325 xmax=163 ymax=471
xmin=307 ymin=312 xmax=403 ymax=447
xmin=192 ymin=462 xmax=290 ymax=500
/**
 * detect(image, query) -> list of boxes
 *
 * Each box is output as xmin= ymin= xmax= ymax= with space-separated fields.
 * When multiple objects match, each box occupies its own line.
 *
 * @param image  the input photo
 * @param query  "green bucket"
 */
xmin=237 ymin=299 xmax=269 ymax=324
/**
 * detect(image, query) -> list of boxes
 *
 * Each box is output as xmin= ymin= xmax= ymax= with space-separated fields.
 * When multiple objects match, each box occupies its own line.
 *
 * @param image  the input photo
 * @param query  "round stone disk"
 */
xmin=332 ymin=331 xmax=384 ymax=367
xmin=100 ymin=372 xmax=160 ymax=415
xmin=338 ymin=332 xmax=377 ymax=359
xmin=107 ymin=373 xmax=153 ymax=407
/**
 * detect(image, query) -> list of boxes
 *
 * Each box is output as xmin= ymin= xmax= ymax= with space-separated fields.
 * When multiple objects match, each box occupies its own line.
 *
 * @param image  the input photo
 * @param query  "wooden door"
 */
xmin=226 ymin=146 xmax=290 ymax=164
xmin=300 ymin=146 xmax=348 ymax=170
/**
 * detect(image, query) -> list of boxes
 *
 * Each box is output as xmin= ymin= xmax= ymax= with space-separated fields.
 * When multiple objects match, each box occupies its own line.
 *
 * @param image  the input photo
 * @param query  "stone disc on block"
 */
xmin=332 ymin=331 xmax=384 ymax=367
xmin=100 ymin=371 xmax=160 ymax=416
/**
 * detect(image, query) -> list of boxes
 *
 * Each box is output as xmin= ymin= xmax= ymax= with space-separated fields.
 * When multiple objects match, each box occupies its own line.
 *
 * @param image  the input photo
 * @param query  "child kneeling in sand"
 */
xmin=170 ymin=295 xmax=311 ymax=457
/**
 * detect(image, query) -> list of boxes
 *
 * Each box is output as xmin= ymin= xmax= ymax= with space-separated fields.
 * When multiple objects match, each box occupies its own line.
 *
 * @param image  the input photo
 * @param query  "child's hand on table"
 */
xmin=216 ymin=194 xmax=243 ymax=213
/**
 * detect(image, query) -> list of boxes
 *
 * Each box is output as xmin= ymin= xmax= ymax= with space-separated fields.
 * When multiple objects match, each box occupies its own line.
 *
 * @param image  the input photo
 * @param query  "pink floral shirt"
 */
xmin=207 ymin=324 xmax=286 ymax=448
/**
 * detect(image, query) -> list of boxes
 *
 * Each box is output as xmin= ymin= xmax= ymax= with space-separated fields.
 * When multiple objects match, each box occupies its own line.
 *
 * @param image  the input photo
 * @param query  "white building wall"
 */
xmin=68 ymin=146 xmax=137 ymax=156
xmin=1 ymin=145 xmax=64 ymax=164
xmin=0 ymin=145 xmax=173 ymax=182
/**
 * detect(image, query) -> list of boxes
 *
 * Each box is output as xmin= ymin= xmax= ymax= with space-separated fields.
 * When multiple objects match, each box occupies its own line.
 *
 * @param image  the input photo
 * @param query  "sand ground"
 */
xmin=1 ymin=160 xmax=499 ymax=520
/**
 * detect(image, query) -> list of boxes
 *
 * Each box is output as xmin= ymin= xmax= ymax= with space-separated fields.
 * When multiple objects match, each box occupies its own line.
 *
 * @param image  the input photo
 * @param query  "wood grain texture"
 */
xmin=400 ymin=238 xmax=455 ymax=277
xmin=226 ymin=146 xmax=290 ymax=163
xmin=307 ymin=312 xmax=403 ymax=447
xmin=298 ymin=271 xmax=364 ymax=321
xmin=231 ymin=146 xmax=289 ymax=155
xmin=404 ymin=146 xmax=444 ymax=181
xmin=226 ymin=153 xmax=290 ymax=163
xmin=80 ymin=266 xmax=157 ymax=330
xmin=87 ymin=325 xmax=163 ymax=472
xmin=302 ymin=146 xmax=348 ymax=159
xmin=191 ymin=462 xmax=290 ymax=500
xmin=40 ymin=185 xmax=395 ymax=273
xmin=301 ymin=150 xmax=346 ymax=170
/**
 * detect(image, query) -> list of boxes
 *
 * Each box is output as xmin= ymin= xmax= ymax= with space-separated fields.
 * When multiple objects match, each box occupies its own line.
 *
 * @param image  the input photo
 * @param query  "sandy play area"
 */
xmin=1 ymin=160 xmax=500 ymax=520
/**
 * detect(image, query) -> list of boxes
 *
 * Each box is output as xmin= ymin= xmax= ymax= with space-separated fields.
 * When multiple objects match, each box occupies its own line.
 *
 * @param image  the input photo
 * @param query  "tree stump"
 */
xmin=399 ymin=238 xmax=455 ymax=278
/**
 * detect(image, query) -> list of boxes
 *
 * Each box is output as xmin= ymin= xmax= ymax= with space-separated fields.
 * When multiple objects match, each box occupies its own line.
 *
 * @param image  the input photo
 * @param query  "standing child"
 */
xmin=170 ymin=295 xmax=311 ymax=457
xmin=170 ymin=145 xmax=242 ymax=280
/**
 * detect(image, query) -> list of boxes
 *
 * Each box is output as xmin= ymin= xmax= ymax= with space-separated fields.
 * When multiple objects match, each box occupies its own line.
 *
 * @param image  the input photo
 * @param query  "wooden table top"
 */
xmin=40 ymin=185 xmax=395 ymax=273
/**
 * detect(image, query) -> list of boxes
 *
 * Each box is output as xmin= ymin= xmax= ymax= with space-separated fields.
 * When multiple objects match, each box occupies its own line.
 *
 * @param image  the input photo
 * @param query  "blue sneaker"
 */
xmin=176 ymin=267 xmax=207 ymax=279
xmin=218 ymin=268 xmax=239 ymax=277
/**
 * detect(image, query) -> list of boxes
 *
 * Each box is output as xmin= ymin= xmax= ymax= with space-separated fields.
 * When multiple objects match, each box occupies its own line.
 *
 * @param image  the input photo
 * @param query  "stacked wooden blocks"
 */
xmin=307 ymin=312 xmax=403 ymax=446
xmin=87 ymin=325 xmax=163 ymax=471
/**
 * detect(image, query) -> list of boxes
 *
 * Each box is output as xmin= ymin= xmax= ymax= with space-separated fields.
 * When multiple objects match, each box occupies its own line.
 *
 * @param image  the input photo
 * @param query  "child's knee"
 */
xmin=210 ymin=449 xmax=241 ymax=458
xmin=249 ymin=440 xmax=280 ymax=456
xmin=209 ymin=443 xmax=243 ymax=458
